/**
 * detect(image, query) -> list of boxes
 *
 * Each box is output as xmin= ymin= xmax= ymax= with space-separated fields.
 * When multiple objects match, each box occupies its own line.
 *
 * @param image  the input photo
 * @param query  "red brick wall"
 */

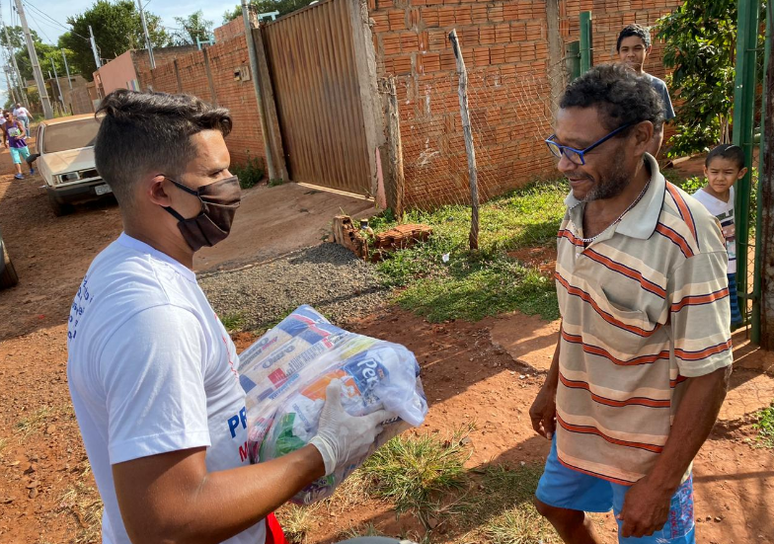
xmin=369 ymin=0 xmax=682 ymax=209
xmin=133 ymin=35 xmax=266 ymax=168
xmin=214 ymin=16 xmax=246 ymax=42
xmin=203 ymin=35 xmax=266 ymax=167
xmin=559 ymin=0 xmax=677 ymax=81
xmin=133 ymin=46 xmax=199 ymax=90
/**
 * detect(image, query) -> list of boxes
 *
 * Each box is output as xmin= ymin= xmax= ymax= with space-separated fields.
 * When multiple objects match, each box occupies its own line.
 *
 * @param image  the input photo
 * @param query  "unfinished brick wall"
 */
xmin=369 ymin=0 xmax=682 ymax=209
xmin=559 ymin=0 xmax=677 ymax=82
xmin=205 ymin=35 xmax=266 ymax=167
xmin=136 ymin=35 xmax=266 ymax=168
xmin=214 ymin=16 xmax=246 ymax=42
xmin=133 ymin=46 xmax=199 ymax=91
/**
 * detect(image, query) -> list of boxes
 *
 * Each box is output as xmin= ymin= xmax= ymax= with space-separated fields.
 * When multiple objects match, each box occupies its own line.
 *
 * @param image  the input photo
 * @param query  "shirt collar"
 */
xmin=116 ymin=232 xmax=197 ymax=282
xmin=563 ymin=153 xmax=665 ymax=241
xmin=615 ymin=153 xmax=665 ymax=239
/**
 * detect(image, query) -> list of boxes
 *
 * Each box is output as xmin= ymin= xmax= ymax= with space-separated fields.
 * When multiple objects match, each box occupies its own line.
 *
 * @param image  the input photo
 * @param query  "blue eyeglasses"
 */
xmin=545 ymin=123 xmax=632 ymax=166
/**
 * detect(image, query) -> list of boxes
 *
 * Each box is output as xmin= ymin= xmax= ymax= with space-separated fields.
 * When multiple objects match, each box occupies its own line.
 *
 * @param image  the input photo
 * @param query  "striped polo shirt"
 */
xmin=554 ymin=153 xmax=732 ymax=485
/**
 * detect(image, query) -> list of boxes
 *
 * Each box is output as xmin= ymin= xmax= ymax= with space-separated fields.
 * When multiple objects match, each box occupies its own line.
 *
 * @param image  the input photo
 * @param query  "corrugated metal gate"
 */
xmin=262 ymin=0 xmax=371 ymax=194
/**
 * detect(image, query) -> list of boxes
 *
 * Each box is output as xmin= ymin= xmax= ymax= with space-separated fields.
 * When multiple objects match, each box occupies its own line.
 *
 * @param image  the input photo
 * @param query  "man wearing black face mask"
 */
xmin=66 ymin=90 xmax=393 ymax=544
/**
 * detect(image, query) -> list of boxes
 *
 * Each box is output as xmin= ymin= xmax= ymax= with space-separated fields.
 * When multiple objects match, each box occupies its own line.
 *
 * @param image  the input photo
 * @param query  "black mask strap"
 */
xmin=162 ymin=206 xmax=188 ymax=222
xmin=167 ymin=178 xmax=201 ymax=197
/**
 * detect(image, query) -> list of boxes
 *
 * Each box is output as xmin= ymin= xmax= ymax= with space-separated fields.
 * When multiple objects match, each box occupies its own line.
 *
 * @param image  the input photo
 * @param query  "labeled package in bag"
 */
xmin=238 ymin=305 xmax=428 ymax=504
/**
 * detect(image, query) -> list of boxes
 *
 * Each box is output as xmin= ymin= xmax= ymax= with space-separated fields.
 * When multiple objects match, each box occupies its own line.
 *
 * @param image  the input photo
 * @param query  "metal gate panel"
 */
xmin=263 ymin=0 xmax=371 ymax=194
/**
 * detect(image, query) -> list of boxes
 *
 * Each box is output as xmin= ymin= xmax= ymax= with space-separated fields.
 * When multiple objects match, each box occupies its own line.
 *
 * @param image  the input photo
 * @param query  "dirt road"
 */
xmin=1 ymin=143 xmax=773 ymax=544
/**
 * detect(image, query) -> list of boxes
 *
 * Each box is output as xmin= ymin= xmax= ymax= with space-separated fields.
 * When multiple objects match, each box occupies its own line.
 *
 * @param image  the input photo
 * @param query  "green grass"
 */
xmin=370 ymin=179 xmax=566 ymax=322
xmin=276 ymin=503 xmax=322 ymax=544
xmin=357 ymin=427 xmax=472 ymax=530
xmin=752 ymin=404 xmax=774 ymax=448
xmin=470 ymin=465 xmax=560 ymax=544
xmin=220 ymin=312 xmax=245 ymax=332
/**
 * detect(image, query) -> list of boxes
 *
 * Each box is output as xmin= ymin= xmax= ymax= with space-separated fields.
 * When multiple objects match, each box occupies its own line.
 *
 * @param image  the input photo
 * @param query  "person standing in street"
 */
xmin=12 ymin=102 xmax=31 ymax=135
xmin=532 ymin=64 xmax=732 ymax=543
xmin=67 ymin=89 xmax=394 ymax=544
xmin=617 ymin=24 xmax=676 ymax=157
xmin=2 ymin=110 xmax=35 ymax=180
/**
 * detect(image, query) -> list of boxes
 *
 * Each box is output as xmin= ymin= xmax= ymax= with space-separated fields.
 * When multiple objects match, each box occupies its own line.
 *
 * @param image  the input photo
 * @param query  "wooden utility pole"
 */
xmin=14 ymin=0 xmax=52 ymax=118
xmin=383 ymin=77 xmax=405 ymax=220
xmin=449 ymin=29 xmax=480 ymax=250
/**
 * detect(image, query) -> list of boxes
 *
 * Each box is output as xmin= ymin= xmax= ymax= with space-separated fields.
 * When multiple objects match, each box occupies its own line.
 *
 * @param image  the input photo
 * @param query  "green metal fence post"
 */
xmin=580 ymin=11 xmax=593 ymax=74
xmin=732 ymin=0 xmax=761 ymax=328
xmin=567 ymin=41 xmax=581 ymax=81
xmin=753 ymin=0 xmax=772 ymax=344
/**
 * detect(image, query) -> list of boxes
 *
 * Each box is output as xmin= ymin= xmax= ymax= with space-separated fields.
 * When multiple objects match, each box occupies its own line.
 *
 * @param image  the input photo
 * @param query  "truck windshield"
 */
xmin=42 ymin=118 xmax=101 ymax=154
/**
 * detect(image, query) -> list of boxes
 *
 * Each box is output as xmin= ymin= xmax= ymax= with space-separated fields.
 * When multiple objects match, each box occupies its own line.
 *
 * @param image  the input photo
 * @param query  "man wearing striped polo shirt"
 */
xmin=531 ymin=64 xmax=732 ymax=543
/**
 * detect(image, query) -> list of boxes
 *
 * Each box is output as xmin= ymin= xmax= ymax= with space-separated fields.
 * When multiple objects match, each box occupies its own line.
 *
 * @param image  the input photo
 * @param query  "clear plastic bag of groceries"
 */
xmin=238 ymin=305 xmax=428 ymax=504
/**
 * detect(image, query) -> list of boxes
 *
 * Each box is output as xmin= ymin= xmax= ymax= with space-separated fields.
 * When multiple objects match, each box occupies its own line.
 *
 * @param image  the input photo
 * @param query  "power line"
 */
xmin=22 ymin=0 xmax=90 ymax=42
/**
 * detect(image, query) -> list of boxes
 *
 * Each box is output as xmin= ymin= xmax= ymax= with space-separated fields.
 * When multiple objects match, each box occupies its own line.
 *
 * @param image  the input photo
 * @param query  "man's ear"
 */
xmin=737 ymin=167 xmax=748 ymax=180
xmin=147 ymin=175 xmax=172 ymax=207
xmin=632 ymin=120 xmax=654 ymax=153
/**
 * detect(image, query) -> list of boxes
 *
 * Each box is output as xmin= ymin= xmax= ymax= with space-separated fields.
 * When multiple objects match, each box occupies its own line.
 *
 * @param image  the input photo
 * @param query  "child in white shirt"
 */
xmin=692 ymin=144 xmax=747 ymax=328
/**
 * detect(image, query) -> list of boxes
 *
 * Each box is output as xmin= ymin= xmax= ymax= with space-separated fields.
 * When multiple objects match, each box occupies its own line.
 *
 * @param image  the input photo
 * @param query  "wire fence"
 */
xmin=378 ymin=38 xmax=568 ymax=251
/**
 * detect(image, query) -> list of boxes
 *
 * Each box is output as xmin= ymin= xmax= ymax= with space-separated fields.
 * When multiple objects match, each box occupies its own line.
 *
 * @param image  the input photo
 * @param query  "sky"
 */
xmin=0 ymin=0 xmax=239 ymax=102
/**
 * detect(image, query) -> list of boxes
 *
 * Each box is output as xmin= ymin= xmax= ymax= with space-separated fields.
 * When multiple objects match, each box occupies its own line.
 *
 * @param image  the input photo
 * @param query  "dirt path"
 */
xmin=0 ymin=144 xmax=773 ymax=544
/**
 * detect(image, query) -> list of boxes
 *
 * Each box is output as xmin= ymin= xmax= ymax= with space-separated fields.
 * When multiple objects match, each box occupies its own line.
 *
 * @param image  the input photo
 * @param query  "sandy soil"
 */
xmin=0 ymin=144 xmax=773 ymax=544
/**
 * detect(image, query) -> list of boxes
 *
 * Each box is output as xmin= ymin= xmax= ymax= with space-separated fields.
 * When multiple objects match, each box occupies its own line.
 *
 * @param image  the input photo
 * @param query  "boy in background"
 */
xmin=617 ymin=24 xmax=676 ymax=156
xmin=692 ymin=144 xmax=746 ymax=328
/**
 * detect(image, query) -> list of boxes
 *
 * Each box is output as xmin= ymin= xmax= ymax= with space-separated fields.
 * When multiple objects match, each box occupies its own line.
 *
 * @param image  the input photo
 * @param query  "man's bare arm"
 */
xmin=529 ymin=322 xmax=562 ymax=439
xmin=618 ymin=364 xmax=731 ymax=538
xmin=647 ymin=364 xmax=730 ymax=491
xmin=114 ymin=444 xmax=325 ymax=544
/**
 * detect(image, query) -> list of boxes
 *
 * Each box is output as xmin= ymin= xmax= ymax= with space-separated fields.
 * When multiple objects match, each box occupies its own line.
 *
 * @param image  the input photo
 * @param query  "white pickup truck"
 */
xmin=29 ymin=114 xmax=111 ymax=216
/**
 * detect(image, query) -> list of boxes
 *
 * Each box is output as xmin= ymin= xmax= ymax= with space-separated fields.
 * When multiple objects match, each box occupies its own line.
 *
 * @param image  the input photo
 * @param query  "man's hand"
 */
xmin=529 ymin=382 xmax=557 ymax=439
xmin=309 ymin=379 xmax=395 ymax=475
xmin=617 ymin=475 xmax=674 ymax=538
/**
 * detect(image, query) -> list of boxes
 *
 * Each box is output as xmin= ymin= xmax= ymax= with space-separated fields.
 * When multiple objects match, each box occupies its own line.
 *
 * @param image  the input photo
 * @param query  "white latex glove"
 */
xmin=309 ymin=379 xmax=395 ymax=475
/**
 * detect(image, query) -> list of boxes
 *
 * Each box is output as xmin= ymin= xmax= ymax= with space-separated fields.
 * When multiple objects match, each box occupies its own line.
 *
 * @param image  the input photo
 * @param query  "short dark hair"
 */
xmin=617 ymin=24 xmax=651 ymax=52
xmin=559 ymin=63 xmax=665 ymax=133
xmin=705 ymin=144 xmax=746 ymax=169
xmin=94 ymin=90 xmax=232 ymax=206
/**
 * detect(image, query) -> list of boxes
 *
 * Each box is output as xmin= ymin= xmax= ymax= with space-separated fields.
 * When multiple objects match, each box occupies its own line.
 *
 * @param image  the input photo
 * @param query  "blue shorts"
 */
xmin=9 ymin=145 xmax=30 ymax=165
xmin=535 ymin=437 xmax=695 ymax=543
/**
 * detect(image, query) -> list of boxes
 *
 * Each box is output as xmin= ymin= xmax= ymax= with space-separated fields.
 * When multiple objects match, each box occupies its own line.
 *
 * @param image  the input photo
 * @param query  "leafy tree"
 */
xmin=173 ymin=10 xmax=214 ymax=45
xmin=0 ymin=26 xmax=40 ymax=50
xmin=223 ymin=0 xmax=311 ymax=23
xmin=656 ymin=0 xmax=767 ymax=157
xmin=59 ymin=0 xmax=171 ymax=81
xmin=0 ymin=26 xmax=74 ymax=83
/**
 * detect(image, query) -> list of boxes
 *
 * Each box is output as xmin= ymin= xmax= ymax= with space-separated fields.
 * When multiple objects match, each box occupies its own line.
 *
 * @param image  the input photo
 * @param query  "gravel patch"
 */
xmin=199 ymin=243 xmax=390 ymax=331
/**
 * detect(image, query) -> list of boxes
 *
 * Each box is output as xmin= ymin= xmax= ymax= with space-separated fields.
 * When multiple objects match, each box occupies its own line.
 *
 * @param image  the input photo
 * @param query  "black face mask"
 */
xmin=163 ymin=176 xmax=241 ymax=251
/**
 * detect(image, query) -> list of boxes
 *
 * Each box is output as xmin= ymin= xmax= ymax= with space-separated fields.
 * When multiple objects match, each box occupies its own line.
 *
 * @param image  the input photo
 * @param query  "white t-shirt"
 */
xmin=67 ymin=233 xmax=266 ymax=544
xmin=12 ymin=106 xmax=29 ymax=119
xmin=692 ymin=186 xmax=736 ymax=274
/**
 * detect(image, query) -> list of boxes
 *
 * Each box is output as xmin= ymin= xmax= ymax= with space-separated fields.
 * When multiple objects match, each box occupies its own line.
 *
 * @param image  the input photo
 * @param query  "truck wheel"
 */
xmin=1 ymin=245 xmax=19 ymax=289
xmin=48 ymin=193 xmax=74 ymax=216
